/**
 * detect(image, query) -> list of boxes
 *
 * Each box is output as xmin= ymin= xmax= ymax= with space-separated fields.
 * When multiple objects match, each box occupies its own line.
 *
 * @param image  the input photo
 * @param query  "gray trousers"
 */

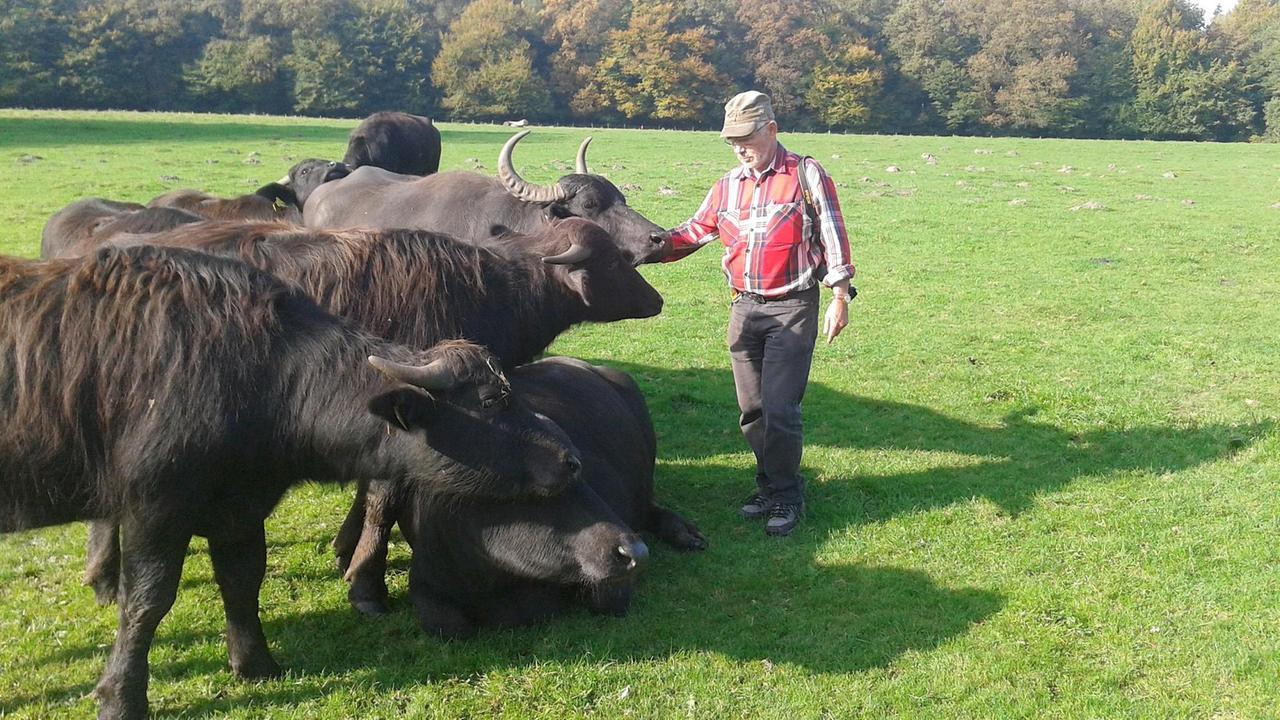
xmin=727 ymin=286 xmax=820 ymax=505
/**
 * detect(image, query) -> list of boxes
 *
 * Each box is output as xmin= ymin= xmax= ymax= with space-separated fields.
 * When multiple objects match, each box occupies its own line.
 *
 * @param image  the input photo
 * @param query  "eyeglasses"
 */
xmin=723 ymin=125 xmax=770 ymax=148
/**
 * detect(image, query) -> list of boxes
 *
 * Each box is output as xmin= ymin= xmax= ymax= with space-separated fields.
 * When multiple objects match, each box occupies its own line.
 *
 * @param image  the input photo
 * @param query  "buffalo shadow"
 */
xmin=7 ymin=360 xmax=1266 ymax=716
xmin=0 ymin=117 xmax=514 ymax=151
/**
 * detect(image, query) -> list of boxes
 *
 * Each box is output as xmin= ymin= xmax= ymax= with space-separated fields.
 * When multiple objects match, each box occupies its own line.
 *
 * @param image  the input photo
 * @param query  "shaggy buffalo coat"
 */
xmin=77 ymin=218 xmax=664 ymax=611
xmin=147 ymin=158 xmax=350 ymax=222
xmin=398 ymin=357 xmax=706 ymax=638
xmin=344 ymin=111 xmax=442 ymax=176
xmin=40 ymin=198 xmax=204 ymax=259
xmin=0 ymin=245 xmax=580 ymax=719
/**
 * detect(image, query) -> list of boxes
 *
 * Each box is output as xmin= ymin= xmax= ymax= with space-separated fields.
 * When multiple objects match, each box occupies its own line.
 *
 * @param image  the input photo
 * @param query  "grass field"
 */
xmin=1 ymin=109 xmax=1278 ymax=719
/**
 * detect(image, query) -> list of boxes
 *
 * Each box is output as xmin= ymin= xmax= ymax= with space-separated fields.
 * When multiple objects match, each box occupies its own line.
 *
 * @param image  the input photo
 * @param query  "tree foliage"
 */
xmin=1 ymin=0 xmax=1277 ymax=140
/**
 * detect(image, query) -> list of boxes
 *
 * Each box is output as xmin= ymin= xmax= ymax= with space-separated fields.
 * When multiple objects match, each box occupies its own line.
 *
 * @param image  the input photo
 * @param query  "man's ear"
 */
xmin=545 ymin=202 xmax=573 ymax=220
xmin=368 ymin=386 xmax=434 ymax=431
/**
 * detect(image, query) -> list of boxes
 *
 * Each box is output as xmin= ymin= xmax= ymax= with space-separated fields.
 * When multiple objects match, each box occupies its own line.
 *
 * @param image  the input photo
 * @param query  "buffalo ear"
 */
xmin=368 ymin=387 xmax=435 ymax=431
xmin=545 ymin=202 xmax=573 ymax=220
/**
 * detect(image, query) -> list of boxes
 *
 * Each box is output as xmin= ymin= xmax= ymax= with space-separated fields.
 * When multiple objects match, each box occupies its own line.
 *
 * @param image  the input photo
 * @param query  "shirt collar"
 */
xmin=730 ymin=142 xmax=790 ymax=181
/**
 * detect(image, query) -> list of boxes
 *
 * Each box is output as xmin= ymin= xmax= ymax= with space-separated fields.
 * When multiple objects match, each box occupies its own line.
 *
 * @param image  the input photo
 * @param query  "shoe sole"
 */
xmin=740 ymin=508 xmax=767 ymax=520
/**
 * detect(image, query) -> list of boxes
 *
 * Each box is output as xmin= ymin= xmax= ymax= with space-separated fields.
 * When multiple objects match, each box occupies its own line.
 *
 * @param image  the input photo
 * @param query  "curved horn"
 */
xmin=275 ymin=174 xmax=291 ymax=185
xmin=498 ymin=130 xmax=567 ymax=204
xmin=575 ymin=136 xmax=592 ymax=174
xmin=368 ymin=355 xmax=458 ymax=392
xmin=541 ymin=241 xmax=593 ymax=266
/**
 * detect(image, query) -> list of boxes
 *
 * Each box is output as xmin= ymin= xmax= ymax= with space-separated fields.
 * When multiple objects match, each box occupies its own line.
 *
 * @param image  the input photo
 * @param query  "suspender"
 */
xmin=796 ymin=155 xmax=820 ymax=243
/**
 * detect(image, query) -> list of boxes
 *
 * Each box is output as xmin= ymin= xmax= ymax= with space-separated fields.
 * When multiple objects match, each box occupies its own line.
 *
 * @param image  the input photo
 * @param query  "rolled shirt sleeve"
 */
xmin=663 ymin=179 xmax=724 ymax=262
xmin=802 ymin=158 xmax=856 ymax=286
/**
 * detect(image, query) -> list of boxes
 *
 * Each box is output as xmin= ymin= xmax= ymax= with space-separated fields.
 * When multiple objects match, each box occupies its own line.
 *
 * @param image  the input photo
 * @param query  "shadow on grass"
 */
xmin=0 ymin=116 xmax=527 ymax=150
xmin=6 ymin=361 xmax=1269 ymax=716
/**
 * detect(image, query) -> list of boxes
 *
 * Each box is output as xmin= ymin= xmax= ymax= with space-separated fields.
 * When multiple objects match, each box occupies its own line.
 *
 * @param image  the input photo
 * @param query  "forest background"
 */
xmin=2 ymin=0 xmax=1279 ymax=142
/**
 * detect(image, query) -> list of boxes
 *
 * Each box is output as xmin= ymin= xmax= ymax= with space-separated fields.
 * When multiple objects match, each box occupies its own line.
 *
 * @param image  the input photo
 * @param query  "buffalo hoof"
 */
xmin=351 ymin=598 xmax=391 ymax=617
xmin=89 ymin=576 xmax=119 ymax=606
xmin=232 ymin=653 xmax=283 ymax=681
xmin=334 ymin=551 xmax=352 ymax=575
xmin=650 ymin=505 xmax=708 ymax=552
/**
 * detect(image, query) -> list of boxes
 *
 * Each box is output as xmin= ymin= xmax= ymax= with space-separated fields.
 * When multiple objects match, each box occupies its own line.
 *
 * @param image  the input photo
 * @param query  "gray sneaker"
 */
xmin=765 ymin=502 xmax=803 ymax=536
xmin=739 ymin=492 xmax=771 ymax=520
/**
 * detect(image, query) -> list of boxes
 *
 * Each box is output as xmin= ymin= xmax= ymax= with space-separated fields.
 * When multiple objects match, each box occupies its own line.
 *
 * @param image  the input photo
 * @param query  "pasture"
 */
xmin=1 ymin=109 xmax=1278 ymax=718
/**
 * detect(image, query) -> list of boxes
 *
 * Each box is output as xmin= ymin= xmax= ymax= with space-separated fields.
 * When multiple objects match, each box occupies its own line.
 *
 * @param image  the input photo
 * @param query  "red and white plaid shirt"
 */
xmin=665 ymin=143 xmax=855 ymax=296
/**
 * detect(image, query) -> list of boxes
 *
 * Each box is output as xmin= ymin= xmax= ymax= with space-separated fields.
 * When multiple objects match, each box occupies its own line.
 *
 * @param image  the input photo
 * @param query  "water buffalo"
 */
xmin=344 ymin=111 xmax=442 ymax=176
xmin=40 ymin=197 xmax=204 ymax=258
xmin=77 ymin=217 xmax=664 ymax=609
xmin=306 ymin=130 xmax=668 ymax=266
xmin=396 ymin=357 xmax=706 ymax=638
xmin=0 ymin=245 xmax=581 ymax=719
xmin=148 ymin=158 xmax=350 ymax=221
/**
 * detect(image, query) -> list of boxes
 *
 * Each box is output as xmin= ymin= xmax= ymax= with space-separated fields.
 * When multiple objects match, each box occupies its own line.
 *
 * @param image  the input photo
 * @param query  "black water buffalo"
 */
xmin=0 ymin=245 xmax=580 ymax=719
xmin=307 ymin=130 xmax=668 ymax=266
xmin=40 ymin=198 xmax=204 ymax=258
xmin=149 ymin=158 xmax=350 ymax=222
xmin=77 ymin=218 xmax=664 ymax=608
xmin=391 ymin=357 xmax=706 ymax=638
xmin=344 ymin=111 xmax=442 ymax=176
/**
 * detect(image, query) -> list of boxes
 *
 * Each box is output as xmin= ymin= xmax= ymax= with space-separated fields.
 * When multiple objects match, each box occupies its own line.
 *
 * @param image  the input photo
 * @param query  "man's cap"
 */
xmin=721 ymin=91 xmax=775 ymax=139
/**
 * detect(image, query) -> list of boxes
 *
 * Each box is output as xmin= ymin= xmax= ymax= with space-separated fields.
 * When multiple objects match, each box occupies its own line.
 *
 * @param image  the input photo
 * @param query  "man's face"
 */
xmin=725 ymin=121 xmax=778 ymax=172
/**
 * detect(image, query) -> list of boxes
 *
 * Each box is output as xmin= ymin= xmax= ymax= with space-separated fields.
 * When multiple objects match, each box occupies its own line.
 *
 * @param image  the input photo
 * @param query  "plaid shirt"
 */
xmin=665 ymin=143 xmax=855 ymax=296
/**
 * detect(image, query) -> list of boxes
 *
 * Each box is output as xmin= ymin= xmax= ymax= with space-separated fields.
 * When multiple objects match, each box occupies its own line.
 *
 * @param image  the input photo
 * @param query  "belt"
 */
xmin=732 ymin=285 xmax=818 ymax=303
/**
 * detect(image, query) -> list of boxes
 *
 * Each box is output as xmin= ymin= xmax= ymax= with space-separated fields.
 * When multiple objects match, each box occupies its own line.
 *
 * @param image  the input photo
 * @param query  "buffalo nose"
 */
xmin=616 ymin=539 xmax=649 ymax=570
xmin=648 ymin=231 xmax=667 ymax=245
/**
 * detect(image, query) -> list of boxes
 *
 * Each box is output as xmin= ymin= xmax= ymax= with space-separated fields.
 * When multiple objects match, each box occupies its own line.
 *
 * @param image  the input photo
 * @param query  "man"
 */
xmin=661 ymin=91 xmax=855 ymax=537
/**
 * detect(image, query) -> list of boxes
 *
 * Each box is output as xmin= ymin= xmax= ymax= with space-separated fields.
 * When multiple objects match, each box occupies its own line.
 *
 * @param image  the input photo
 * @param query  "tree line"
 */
xmin=2 ymin=0 xmax=1278 ymax=141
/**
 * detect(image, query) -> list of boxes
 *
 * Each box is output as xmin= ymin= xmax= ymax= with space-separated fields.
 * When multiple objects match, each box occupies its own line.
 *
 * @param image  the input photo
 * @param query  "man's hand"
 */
xmin=823 ymin=297 xmax=848 ymax=344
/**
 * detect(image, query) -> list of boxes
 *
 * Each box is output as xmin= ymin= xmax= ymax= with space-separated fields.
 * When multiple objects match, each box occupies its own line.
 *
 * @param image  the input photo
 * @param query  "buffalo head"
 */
xmin=498 ymin=131 xmax=667 ymax=266
xmin=277 ymin=158 xmax=352 ymax=208
xmin=367 ymin=341 xmax=581 ymax=499
xmin=532 ymin=218 xmax=664 ymax=322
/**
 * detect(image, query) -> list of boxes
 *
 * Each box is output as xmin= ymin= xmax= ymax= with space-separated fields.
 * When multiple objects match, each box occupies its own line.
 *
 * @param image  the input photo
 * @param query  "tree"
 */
xmin=577 ymin=0 xmax=730 ymax=125
xmin=805 ymin=43 xmax=885 ymax=129
xmin=541 ymin=0 xmax=630 ymax=114
xmin=884 ymin=0 xmax=979 ymax=131
xmin=0 ymin=0 xmax=77 ymax=108
xmin=59 ymin=0 xmax=215 ymax=110
xmin=185 ymin=36 xmax=291 ymax=114
xmin=1130 ymin=0 xmax=1255 ymax=139
xmin=432 ymin=0 xmax=552 ymax=120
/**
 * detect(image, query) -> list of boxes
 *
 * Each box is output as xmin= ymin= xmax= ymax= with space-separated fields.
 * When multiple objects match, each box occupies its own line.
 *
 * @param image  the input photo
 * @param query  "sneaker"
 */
xmin=739 ymin=492 xmax=771 ymax=520
xmin=765 ymin=502 xmax=803 ymax=536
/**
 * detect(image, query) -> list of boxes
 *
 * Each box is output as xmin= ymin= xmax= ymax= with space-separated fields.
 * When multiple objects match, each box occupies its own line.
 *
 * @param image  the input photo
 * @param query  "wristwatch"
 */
xmin=832 ymin=285 xmax=857 ymax=304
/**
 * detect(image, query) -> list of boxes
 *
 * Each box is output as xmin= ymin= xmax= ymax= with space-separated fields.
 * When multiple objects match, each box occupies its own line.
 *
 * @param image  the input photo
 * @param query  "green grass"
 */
xmin=1 ymin=108 xmax=1279 ymax=718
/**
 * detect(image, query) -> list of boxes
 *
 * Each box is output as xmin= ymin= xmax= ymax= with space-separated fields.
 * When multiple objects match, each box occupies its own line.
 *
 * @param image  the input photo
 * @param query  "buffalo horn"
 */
xmin=276 ymin=174 xmax=291 ymax=185
xmin=368 ymin=355 xmax=458 ymax=391
xmin=541 ymin=242 xmax=593 ymax=266
xmin=575 ymin=137 xmax=592 ymax=174
xmin=498 ymin=130 xmax=567 ymax=204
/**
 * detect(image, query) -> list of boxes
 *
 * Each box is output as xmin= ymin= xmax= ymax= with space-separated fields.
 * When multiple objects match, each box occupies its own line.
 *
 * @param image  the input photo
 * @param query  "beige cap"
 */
xmin=721 ymin=91 xmax=775 ymax=139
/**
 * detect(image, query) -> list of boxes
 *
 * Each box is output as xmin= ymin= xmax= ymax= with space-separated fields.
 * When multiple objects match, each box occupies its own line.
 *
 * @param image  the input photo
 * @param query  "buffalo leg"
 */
xmin=408 ymin=577 xmax=475 ymax=640
xmin=648 ymin=504 xmax=708 ymax=551
xmin=93 ymin=519 xmax=189 ymax=720
xmin=585 ymin=582 xmax=634 ymax=617
xmin=483 ymin=584 xmax=567 ymax=628
xmin=343 ymin=479 xmax=403 ymax=616
xmin=208 ymin=523 xmax=282 ymax=680
xmin=84 ymin=520 xmax=122 ymax=606
xmin=331 ymin=481 xmax=368 ymax=575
